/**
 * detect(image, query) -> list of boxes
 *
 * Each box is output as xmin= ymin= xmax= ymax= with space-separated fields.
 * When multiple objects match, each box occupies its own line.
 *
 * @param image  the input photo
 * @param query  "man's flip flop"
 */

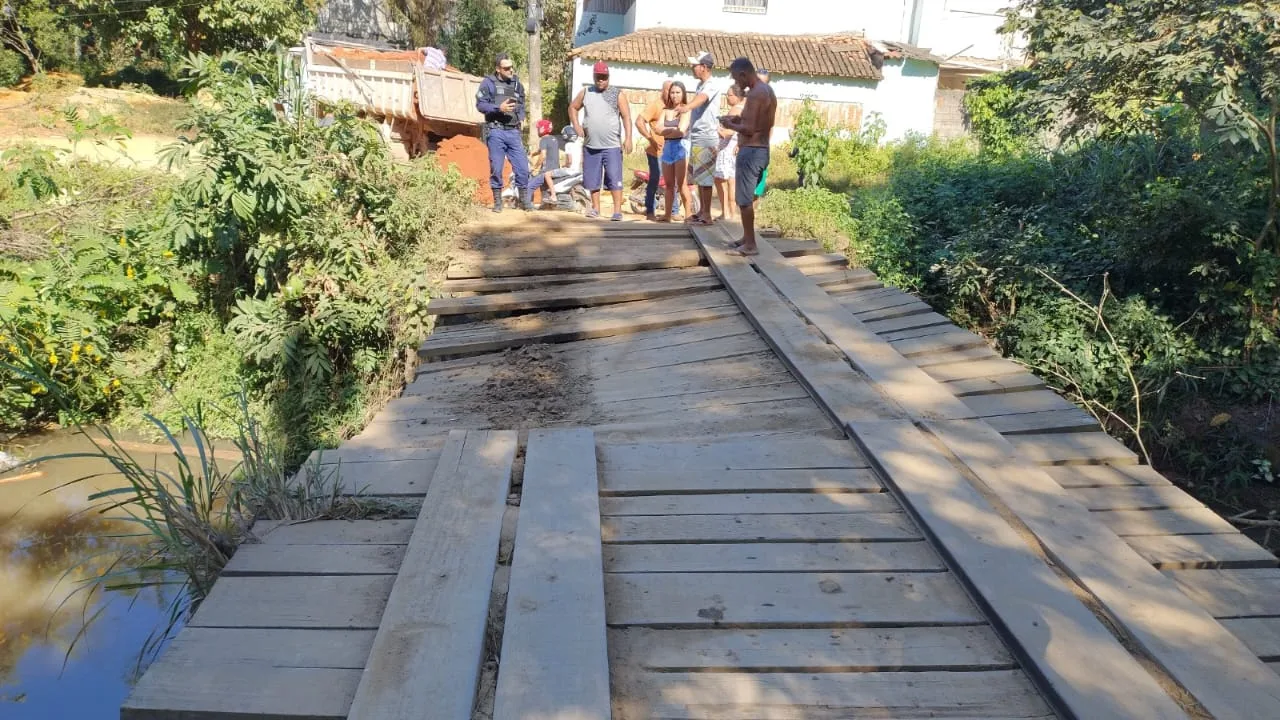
xmin=585 ymin=209 xmax=599 ymax=218
xmin=611 ymin=213 xmax=623 ymax=221
xmin=726 ymin=247 xmax=759 ymax=257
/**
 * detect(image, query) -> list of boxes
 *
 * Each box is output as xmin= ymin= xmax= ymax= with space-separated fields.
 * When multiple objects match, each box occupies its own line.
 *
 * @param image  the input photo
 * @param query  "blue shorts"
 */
xmin=583 ymin=146 xmax=623 ymax=192
xmin=736 ymin=147 xmax=770 ymax=207
xmin=660 ymin=138 xmax=689 ymax=165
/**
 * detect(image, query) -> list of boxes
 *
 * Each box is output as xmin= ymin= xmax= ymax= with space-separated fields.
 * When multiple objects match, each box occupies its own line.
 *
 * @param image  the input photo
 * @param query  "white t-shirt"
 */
xmin=689 ymin=78 xmax=724 ymax=144
xmin=565 ymin=139 xmax=583 ymax=173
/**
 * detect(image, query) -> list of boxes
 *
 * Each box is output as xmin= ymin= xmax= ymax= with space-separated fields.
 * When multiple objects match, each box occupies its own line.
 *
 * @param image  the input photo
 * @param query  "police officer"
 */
xmin=476 ymin=53 xmax=533 ymax=212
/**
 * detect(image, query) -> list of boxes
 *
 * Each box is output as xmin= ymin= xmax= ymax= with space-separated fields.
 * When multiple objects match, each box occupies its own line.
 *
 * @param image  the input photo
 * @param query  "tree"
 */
xmin=443 ymin=0 xmax=526 ymax=77
xmin=1007 ymin=0 xmax=1280 ymax=249
xmin=389 ymin=0 xmax=454 ymax=47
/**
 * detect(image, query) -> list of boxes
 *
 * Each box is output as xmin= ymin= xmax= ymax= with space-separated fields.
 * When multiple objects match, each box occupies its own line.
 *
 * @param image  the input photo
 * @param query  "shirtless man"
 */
xmin=720 ymin=57 xmax=777 ymax=256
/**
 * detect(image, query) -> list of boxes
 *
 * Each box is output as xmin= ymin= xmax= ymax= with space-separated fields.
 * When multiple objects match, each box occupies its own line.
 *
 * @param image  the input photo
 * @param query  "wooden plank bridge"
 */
xmin=123 ymin=216 xmax=1280 ymax=720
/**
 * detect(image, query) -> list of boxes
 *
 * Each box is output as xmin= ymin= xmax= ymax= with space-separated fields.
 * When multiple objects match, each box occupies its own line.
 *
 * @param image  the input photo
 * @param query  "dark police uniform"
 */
xmin=476 ymin=72 xmax=531 ymax=208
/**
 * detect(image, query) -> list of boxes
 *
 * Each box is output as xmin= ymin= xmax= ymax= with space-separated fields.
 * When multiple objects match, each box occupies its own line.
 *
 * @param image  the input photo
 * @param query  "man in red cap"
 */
xmin=570 ymin=60 xmax=633 ymax=220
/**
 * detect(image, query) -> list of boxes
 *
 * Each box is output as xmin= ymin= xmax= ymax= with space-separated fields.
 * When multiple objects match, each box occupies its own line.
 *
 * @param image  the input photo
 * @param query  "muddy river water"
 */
xmin=1 ymin=429 xmax=189 ymax=719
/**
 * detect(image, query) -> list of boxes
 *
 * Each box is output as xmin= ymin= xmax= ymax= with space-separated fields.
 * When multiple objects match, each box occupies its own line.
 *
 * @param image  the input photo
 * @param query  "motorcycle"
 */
xmin=628 ymin=169 xmax=701 ymax=217
xmin=501 ymin=170 xmax=591 ymax=212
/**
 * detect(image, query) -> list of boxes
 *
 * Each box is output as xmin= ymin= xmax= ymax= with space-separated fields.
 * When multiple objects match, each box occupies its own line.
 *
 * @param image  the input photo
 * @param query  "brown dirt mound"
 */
xmin=461 ymin=345 xmax=589 ymax=429
xmin=436 ymin=134 xmax=506 ymax=203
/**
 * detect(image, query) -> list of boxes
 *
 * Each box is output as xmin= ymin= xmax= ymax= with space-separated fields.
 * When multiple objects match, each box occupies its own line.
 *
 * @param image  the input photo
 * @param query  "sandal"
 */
xmin=585 ymin=209 xmax=599 ymax=219
xmin=611 ymin=213 xmax=623 ymax=222
xmin=726 ymin=246 xmax=759 ymax=257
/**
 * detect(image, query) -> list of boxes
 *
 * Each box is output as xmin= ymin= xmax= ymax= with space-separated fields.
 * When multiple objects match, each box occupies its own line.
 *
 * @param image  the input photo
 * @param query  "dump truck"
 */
xmin=298 ymin=38 xmax=484 ymax=157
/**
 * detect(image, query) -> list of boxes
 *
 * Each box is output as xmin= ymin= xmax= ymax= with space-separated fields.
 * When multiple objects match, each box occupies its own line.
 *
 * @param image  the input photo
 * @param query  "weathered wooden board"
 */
xmin=877 ymin=323 xmax=964 ymax=343
xmin=922 ymin=357 xmax=1029 ymax=383
xmin=346 ymin=430 xmax=518 ymax=720
xmin=611 ymin=625 xmax=1013 ymax=671
xmin=222 ymin=544 xmax=404 ymax=576
xmin=804 ymin=268 xmax=882 ymax=289
xmin=787 ymin=252 xmax=849 ymax=270
xmin=447 ymin=247 xmax=703 ymax=278
xmin=591 ymin=383 xmax=812 ymax=420
xmin=494 ymin=429 xmax=610 ymax=720
xmin=250 ymin=519 xmax=415 ymax=546
xmin=1094 ymin=507 xmax=1241 ymax=537
xmin=1165 ymin=568 xmax=1280 ymax=618
xmin=440 ymin=266 xmax=709 ymax=295
xmin=946 ymin=373 xmax=1046 ymax=396
xmin=863 ymin=310 xmax=952 ymax=335
xmin=691 ymin=226 xmax=905 ymax=423
xmin=600 ymin=492 xmax=901 ymax=516
xmin=122 ymin=628 xmax=377 ymax=719
xmin=962 ymin=389 xmax=1078 ymax=417
xmin=853 ymin=419 xmax=1186 ymax=719
xmin=852 ymin=300 xmax=937 ymax=323
xmin=1221 ymin=617 xmax=1280 ymax=660
xmin=838 ymin=289 xmax=924 ymax=315
xmin=297 ymin=457 xmax=438 ymax=497
xmin=769 ymin=238 xmax=827 ymax=257
xmin=603 ymin=541 xmax=945 ymax=573
xmin=1067 ymin=485 xmax=1206 ymax=511
xmin=605 ymin=571 xmax=982 ymax=627
xmin=744 ymin=240 xmax=975 ymax=421
xmin=927 ymin=418 xmax=1280 ymax=718
xmin=1044 ymin=464 xmax=1173 ymax=488
xmin=601 ymin=513 xmax=919 ymax=544
xmin=190 ymin=576 xmax=395 ymax=629
xmin=420 ymin=291 xmax=739 ymax=359
xmin=611 ymin=670 xmax=1053 ymax=720
xmin=429 ymin=272 xmax=721 ymax=315
xmin=913 ymin=345 xmax=1004 ymax=367
xmin=983 ymin=408 xmax=1099 ymax=435
xmin=1005 ymin=432 xmax=1139 ymax=465
xmin=889 ymin=330 xmax=989 ymax=358
xmin=1126 ymin=533 xmax=1279 ymax=570
xmin=598 ymin=436 xmax=867 ymax=471
xmin=599 ymin=468 xmax=884 ymax=495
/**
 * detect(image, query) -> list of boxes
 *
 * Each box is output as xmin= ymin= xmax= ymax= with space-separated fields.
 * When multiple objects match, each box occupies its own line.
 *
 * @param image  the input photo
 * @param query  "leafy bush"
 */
xmin=757 ymin=187 xmax=853 ymax=252
xmin=0 ymin=48 xmax=25 ymax=87
xmin=790 ymin=99 xmax=830 ymax=188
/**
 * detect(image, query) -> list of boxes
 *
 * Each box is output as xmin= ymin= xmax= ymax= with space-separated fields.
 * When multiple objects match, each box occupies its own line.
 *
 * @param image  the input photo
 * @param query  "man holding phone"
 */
xmin=476 ymin=53 xmax=533 ymax=212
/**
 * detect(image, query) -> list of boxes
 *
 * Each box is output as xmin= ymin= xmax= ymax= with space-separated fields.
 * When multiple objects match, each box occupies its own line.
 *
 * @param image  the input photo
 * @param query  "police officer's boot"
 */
xmin=520 ymin=188 xmax=536 ymax=212
xmin=492 ymin=189 xmax=503 ymax=213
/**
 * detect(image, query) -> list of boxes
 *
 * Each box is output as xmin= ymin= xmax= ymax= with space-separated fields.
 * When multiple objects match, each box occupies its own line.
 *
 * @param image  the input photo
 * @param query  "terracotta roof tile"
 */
xmin=571 ymin=28 xmax=883 ymax=81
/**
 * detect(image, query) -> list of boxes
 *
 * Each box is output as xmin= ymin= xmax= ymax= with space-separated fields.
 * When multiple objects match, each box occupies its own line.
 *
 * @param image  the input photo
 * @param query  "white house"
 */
xmin=568 ymin=0 xmax=1021 ymax=142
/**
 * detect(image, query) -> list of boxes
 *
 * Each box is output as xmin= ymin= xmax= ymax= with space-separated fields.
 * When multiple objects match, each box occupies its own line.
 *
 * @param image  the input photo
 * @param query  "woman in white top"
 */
xmin=714 ymin=85 xmax=744 ymax=220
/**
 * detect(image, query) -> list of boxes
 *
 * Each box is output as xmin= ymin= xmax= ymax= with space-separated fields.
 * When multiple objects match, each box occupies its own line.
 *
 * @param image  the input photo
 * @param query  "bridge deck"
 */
xmin=123 ymin=215 xmax=1280 ymax=720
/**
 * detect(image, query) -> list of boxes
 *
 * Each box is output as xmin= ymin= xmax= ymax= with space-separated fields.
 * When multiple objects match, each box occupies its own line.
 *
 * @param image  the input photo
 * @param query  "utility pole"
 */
xmin=526 ymin=0 xmax=543 ymax=147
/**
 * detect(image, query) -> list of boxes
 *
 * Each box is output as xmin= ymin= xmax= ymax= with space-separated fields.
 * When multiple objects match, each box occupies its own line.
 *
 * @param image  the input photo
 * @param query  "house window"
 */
xmin=723 ymin=0 xmax=767 ymax=14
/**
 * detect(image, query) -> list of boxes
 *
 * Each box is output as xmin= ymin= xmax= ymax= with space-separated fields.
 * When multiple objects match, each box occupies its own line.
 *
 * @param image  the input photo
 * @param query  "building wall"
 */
xmin=314 ymin=0 xmax=410 ymax=46
xmin=917 ymin=0 xmax=1019 ymax=63
xmin=933 ymin=87 xmax=967 ymax=139
xmin=569 ymin=56 xmax=938 ymax=144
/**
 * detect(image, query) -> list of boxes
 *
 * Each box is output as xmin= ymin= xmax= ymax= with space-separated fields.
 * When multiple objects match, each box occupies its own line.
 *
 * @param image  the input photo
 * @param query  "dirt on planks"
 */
xmin=460 ymin=344 xmax=590 ymax=429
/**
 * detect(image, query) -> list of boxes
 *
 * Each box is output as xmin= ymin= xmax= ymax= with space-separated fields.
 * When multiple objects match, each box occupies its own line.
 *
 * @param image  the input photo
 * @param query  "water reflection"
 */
xmin=1 ymin=430 xmax=184 ymax=719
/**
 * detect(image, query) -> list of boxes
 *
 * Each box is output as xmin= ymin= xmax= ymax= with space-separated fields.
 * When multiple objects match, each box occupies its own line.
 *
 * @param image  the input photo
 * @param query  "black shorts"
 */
xmin=735 ymin=147 xmax=770 ymax=207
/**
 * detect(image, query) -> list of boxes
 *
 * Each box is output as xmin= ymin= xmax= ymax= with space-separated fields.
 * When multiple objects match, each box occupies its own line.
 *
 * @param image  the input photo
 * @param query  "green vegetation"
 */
xmin=760 ymin=2 xmax=1280 ymax=517
xmin=2 ymin=51 xmax=475 ymax=458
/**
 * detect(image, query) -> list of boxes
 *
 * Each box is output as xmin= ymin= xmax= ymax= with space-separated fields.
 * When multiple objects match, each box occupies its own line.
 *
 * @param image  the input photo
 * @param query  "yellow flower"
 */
xmin=119 ymin=237 xmax=127 ymax=248
xmin=31 ymin=384 xmax=45 ymax=395
xmin=7 ymin=344 xmax=17 ymax=354
xmin=163 ymin=250 xmax=174 ymax=258
xmin=70 ymin=351 xmax=80 ymax=364
xmin=48 ymin=352 xmax=57 ymax=366
xmin=83 ymin=344 xmax=95 ymax=355
xmin=126 ymin=266 xmax=135 ymax=279
xmin=72 ymin=343 xmax=81 ymax=353
xmin=111 ymin=378 xmax=121 ymax=389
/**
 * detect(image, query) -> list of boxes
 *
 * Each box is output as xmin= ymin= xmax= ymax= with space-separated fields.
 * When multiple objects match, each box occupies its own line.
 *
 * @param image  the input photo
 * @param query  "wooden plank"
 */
xmin=598 ymin=436 xmax=867 ymax=471
xmin=1221 ymin=617 xmax=1280 ymax=660
xmin=251 ymin=519 xmax=415 ymax=545
xmin=296 ymin=457 xmax=439 ymax=497
xmin=600 ymin=492 xmax=900 ymax=516
xmin=690 ymin=225 xmax=905 ymax=423
xmin=962 ymin=389 xmax=1078 ymax=417
xmin=612 ymin=670 xmax=1053 ymax=720
xmin=222 ymin=544 xmax=404 ymax=576
xmin=946 ymin=372 xmax=1046 ymax=396
xmin=1005 ymin=432 xmax=1139 ymax=465
xmin=604 ymin=541 xmax=945 ymax=573
xmin=889 ymin=330 xmax=989 ymax=358
xmin=612 ymin=625 xmax=1013 ymax=671
xmin=493 ymin=429 xmax=609 ymax=720
xmin=855 ymin=300 xmax=936 ymax=322
xmin=787 ymin=252 xmax=848 ymax=269
xmin=852 ymin=419 xmax=1186 ymax=719
xmin=122 ymin=628 xmax=376 ymax=719
xmin=926 ymin=418 xmax=1280 ymax=718
xmin=838 ymin=289 xmax=923 ymax=315
xmin=428 ymin=273 xmax=721 ymax=315
xmin=1067 ymin=485 xmax=1206 ymax=511
xmin=419 ymin=294 xmax=739 ymax=359
xmin=591 ymin=383 xmax=812 ymax=421
xmin=745 ymin=240 xmax=975 ymax=421
xmin=913 ymin=345 xmax=1003 ymax=367
xmin=600 ymin=468 xmax=884 ymax=495
xmin=923 ymin=357 xmax=1029 ymax=382
xmin=190 ymin=576 xmax=395 ymax=629
xmin=447 ymin=247 xmax=703 ymax=278
xmin=984 ymin=408 xmax=1099 ymax=435
xmin=1094 ymin=507 xmax=1241 ymax=537
xmin=306 ymin=444 xmax=446 ymax=464
xmin=605 ymin=571 xmax=982 ymax=627
xmin=1044 ymin=464 xmax=1173 ymax=488
xmin=441 ymin=266 xmax=709 ymax=294
xmin=769 ymin=238 xmax=827 ymax=256
xmin=805 ymin=267 xmax=881 ymax=289
xmin=1126 ymin=533 xmax=1279 ymax=570
xmin=1165 ymin=568 xmax=1280 ymax=618
xmin=863 ymin=310 xmax=952 ymax=334
xmin=601 ymin=513 xmax=919 ymax=544
xmin=347 ymin=430 xmax=518 ymax=720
